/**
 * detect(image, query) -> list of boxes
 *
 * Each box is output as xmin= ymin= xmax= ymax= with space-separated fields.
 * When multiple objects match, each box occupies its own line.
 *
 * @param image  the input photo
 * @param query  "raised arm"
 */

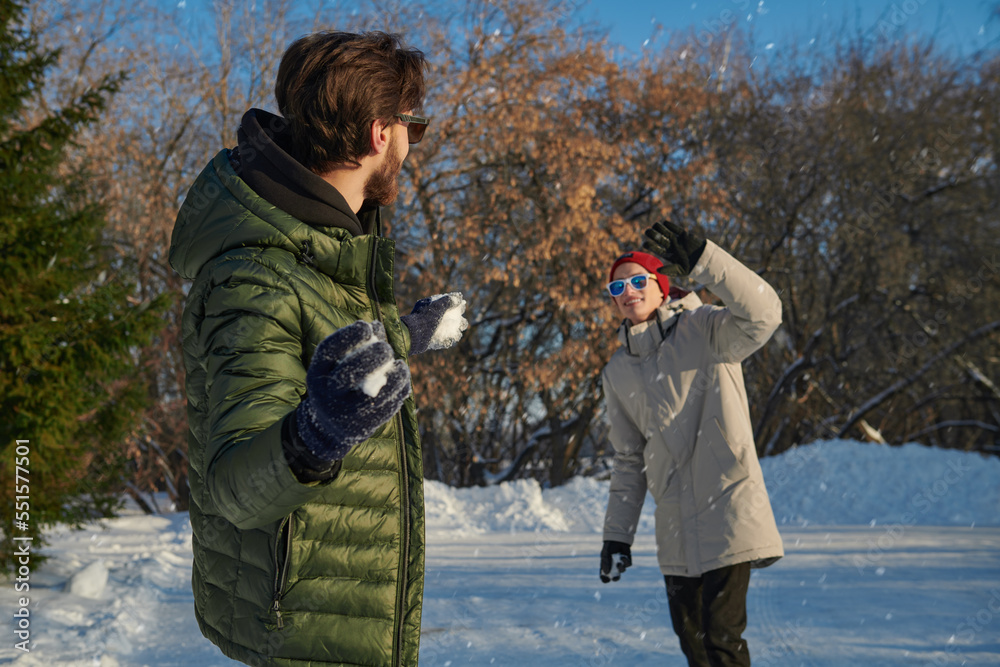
xmin=644 ymin=221 xmax=781 ymax=363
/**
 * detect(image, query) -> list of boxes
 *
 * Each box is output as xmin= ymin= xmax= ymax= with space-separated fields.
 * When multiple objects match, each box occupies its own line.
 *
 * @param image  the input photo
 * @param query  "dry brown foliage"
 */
xmin=31 ymin=0 xmax=1000 ymax=502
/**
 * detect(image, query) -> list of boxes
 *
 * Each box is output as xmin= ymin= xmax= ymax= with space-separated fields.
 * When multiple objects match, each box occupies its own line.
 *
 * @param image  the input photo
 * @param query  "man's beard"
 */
xmin=363 ymin=132 xmax=402 ymax=206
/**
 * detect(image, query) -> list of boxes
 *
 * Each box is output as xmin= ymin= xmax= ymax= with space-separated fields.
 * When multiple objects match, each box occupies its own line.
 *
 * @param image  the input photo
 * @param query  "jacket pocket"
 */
xmin=270 ymin=514 xmax=294 ymax=629
xmin=711 ymin=418 xmax=750 ymax=487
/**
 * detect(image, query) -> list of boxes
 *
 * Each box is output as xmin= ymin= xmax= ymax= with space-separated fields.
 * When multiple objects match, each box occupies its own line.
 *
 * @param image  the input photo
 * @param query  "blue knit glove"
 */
xmin=295 ymin=320 xmax=411 ymax=462
xmin=400 ymin=292 xmax=468 ymax=356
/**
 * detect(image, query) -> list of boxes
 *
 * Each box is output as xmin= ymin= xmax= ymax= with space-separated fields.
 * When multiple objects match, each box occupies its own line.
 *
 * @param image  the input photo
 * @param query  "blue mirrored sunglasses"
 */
xmin=607 ymin=274 xmax=655 ymax=297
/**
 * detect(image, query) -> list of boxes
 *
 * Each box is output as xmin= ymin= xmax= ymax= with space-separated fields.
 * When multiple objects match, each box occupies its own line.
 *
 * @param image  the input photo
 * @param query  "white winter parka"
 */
xmin=602 ymin=240 xmax=784 ymax=577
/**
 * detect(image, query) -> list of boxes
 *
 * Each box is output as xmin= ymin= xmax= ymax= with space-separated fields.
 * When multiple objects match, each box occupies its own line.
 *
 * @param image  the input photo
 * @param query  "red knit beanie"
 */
xmin=608 ymin=251 xmax=670 ymax=298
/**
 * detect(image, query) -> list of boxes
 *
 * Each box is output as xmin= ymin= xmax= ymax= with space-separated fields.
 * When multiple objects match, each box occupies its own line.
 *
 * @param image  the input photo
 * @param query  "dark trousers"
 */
xmin=664 ymin=562 xmax=751 ymax=667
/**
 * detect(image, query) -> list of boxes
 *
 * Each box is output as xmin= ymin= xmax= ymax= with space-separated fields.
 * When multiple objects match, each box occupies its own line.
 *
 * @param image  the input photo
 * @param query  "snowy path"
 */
xmin=420 ymin=527 xmax=1000 ymax=666
xmin=5 ymin=521 xmax=997 ymax=665
xmin=2 ymin=441 xmax=999 ymax=665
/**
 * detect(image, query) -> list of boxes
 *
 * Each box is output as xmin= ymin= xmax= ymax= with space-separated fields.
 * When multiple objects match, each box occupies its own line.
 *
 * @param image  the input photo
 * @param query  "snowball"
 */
xmin=67 ymin=560 xmax=109 ymax=599
xmin=361 ymin=358 xmax=396 ymax=397
xmin=428 ymin=293 xmax=469 ymax=350
xmin=338 ymin=328 xmax=391 ymax=397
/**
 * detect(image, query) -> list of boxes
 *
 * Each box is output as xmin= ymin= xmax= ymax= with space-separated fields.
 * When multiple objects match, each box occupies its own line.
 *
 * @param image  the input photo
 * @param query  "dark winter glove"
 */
xmin=641 ymin=220 xmax=708 ymax=277
xmin=294 ymin=320 xmax=412 ymax=463
xmin=599 ymin=540 xmax=632 ymax=583
xmin=400 ymin=292 xmax=469 ymax=356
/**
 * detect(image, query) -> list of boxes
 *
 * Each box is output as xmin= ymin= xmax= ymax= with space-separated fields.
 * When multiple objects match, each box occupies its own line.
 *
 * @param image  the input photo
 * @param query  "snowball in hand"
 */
xmin=337 ymin=326 xmax=398 ymax=397
xmin=601 ymin=553 xmax=627 ymax=582
xmin=426 ymin=292 xmax=469 ymax=351
xmin=401 ymin=292 xmax=470 ymax=355
xmin=295 ymin=320 xmax=412 ymax=462
xmin=361 ymin=357 xmax=397 ymax=397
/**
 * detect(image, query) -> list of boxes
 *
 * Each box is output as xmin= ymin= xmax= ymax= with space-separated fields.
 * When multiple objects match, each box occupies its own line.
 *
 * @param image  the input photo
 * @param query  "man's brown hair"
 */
xmin=275 ymin=31 xmax=426 ymax=173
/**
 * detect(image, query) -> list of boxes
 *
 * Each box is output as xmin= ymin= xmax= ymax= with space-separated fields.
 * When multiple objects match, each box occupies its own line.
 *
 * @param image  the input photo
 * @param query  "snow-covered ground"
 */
xmin=2 ymin=440 xmax=999 ymax=666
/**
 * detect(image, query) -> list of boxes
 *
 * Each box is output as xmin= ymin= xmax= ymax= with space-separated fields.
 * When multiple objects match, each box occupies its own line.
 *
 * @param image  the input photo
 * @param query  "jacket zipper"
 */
xmin=393 ymin=411 xmax=410 ymax=666
xmin=272 ymin=514 xmax=293 ymax=629
xmin=367 ymin=232 xmax=410 ymax=667
xmin=367 ymin=234 xmax=381 ymax=321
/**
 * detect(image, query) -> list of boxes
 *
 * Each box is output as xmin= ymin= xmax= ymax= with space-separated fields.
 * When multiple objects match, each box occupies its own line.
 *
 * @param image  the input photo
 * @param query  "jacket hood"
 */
xmin=233 ymin=108 xmax=378 ymax=235
xmin=168 ymin=150 xmax=382 ymax=282
xmin=617 ymin=288 xmax=703 ymax=356
xmin=169 ymin=108 xmax=382 ymax=282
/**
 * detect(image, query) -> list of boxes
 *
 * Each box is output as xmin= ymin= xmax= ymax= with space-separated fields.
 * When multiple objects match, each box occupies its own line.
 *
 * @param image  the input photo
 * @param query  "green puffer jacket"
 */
xmin=169 ymin=150 xmax=424 ymax=666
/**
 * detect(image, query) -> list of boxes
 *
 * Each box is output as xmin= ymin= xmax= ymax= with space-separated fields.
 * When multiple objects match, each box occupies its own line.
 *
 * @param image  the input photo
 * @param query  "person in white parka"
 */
xmin=599 ymin=221 xmax=785 ymax=667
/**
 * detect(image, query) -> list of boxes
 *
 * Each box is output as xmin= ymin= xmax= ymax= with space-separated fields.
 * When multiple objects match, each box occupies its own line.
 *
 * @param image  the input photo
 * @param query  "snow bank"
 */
xmin=762 ymin=440 xmax=1000 ymax=527
xmin=424 ymin=440 xmax=1000 ymax=533
xmin=425 ymin=477 xmax=578 ymax=534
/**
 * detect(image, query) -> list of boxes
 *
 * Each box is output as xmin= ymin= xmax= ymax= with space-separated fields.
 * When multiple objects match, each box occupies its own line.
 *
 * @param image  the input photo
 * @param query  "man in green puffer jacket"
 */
xmin=168 ymin=32 xmax=467 ymax=667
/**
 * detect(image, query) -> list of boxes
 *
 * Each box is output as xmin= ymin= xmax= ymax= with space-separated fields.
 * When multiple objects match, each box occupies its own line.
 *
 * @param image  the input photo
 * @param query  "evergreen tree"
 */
xmin=0 ymin=0 xmax=169 ymax=572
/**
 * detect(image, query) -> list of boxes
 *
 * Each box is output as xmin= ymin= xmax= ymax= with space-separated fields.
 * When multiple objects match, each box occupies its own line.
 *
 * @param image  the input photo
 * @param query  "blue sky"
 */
xmin=584 ymin=0 xmax=999 ymax=57
xmin=166 ymin=1 xmax=998 ymax=59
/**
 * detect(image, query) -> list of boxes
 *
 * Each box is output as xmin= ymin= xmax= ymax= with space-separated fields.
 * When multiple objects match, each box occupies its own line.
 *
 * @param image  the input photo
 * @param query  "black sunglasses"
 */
xmin=395 ymin=113 xmax=430 ymax=144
